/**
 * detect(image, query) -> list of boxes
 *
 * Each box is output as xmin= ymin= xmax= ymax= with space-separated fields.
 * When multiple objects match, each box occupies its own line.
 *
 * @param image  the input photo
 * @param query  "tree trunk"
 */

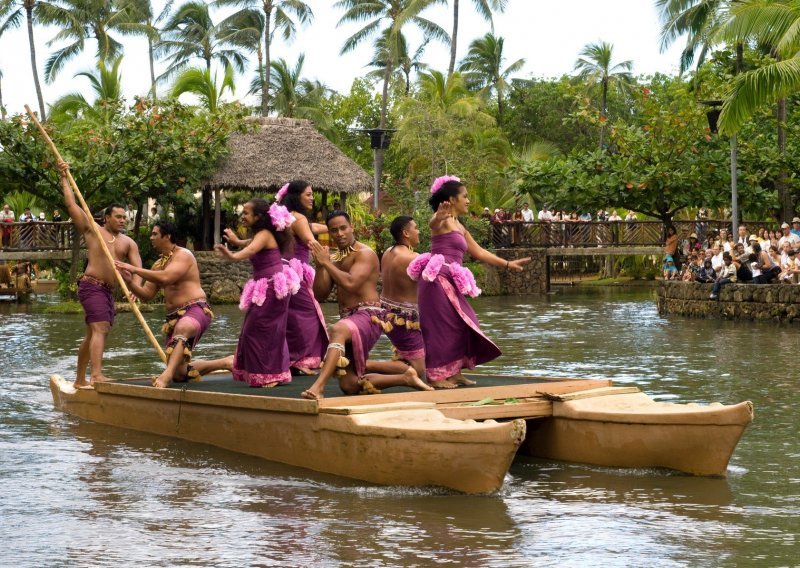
xmin=599 ymin=77 xmax=607 ymax=152
xmin=133 ymin=202 xmax=144 ymax=242
xmin=776 ymin=97 xmax=789 ymax=222
xmin=373 ymin=50 xmax=394 ymax=210
xmin=262 ymin=1 xmax=272 ymax=115
xmin=497 ymin=83 xmax=504 ymax=126
xmin=26 ymin=6 xmax=46 ymax=121
xmin=448 ymin=0 xmax=459 ymax=77
xmin=257 ymin=46 xmax=265 ymax=116
xmin=201 ymin=188 xmax=211 ymax=250
xmin=148 ymin=22 xmax=157 ymax=99
xmin=0 ymin=74 xmax=6 ymax=120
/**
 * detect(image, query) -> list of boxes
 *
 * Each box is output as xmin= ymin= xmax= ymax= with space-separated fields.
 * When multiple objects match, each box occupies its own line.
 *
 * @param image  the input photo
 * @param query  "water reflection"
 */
xmin=1 ymin=289 xmax=799 ymax=565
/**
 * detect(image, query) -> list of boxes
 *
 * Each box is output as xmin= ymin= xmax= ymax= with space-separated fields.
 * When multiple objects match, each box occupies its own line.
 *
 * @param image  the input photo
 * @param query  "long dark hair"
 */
xmin=247 ymin=198 xmax=292 ymax=254
xmin=429 ymin=180 xmax=464 ymax=212
xmin=279 ymin=180 xmax=312 ymax=218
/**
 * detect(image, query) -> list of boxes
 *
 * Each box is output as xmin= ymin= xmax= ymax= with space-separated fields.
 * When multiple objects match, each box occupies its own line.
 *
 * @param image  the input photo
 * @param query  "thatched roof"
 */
xmin=204 ymin=117 xmax=372 ymax=194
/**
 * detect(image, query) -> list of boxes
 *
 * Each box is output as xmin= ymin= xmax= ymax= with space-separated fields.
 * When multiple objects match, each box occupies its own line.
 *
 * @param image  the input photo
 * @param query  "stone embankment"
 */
xmin=197 ymin=249 xmax=549 ymax=304
xmin=657 ymin=280 xmax=800 ymax=322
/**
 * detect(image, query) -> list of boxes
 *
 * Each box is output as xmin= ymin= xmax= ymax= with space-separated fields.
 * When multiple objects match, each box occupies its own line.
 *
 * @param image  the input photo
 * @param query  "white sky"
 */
xmin=0 ymin=0 xmax=686 ymax=115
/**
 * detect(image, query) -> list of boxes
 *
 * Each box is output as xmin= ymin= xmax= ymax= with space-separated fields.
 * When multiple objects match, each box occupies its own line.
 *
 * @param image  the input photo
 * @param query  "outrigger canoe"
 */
xmin=49 ymin=373 xmax=753 ymax=492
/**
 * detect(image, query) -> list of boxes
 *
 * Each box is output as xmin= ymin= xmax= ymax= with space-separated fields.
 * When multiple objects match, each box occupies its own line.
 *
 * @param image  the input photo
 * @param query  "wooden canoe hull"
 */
xmin=521 ymin=391 xmax=754 ymax=476
xmin=49 ymin=375 xmax=525 ymax=494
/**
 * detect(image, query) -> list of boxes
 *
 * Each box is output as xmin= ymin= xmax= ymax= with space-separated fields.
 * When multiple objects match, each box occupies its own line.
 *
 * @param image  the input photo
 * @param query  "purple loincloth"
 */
xmin=77 ymin=276 xmax=115 ymax=325
xmin=339 ymin=304 xmax=383 ymax=378
xmin=380 ymin=297 xmax=424 ymax=362
xmin=164 ymin=300 xmax=213 ymax=350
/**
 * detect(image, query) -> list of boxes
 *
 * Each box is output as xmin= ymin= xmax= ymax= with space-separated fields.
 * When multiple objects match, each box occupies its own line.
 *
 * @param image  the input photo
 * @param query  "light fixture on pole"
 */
xmin=356 ymin=128 xmax=397 ymax=212
xmin=700 ymin=99 xmax=738 ymax=238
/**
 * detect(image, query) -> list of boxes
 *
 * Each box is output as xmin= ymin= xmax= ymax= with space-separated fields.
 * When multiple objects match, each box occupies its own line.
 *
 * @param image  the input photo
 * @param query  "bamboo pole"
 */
xmin=24 ymin=105 xmax=167 ymax=363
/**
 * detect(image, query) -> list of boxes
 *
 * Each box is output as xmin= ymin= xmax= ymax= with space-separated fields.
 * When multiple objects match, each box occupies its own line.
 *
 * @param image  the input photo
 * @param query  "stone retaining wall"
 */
xmin=197 ymin=248 xmax=550 ymax=304
xmin=657 ymin=280 xmax=800 ymax=322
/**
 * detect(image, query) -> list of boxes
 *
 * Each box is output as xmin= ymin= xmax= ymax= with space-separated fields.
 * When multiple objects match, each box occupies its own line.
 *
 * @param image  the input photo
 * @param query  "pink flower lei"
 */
xmin=275 ymin=183 xmax=289 ymax=202
xmin=430 ymin=175 xmax=461 ymax=194
xmin=269 ymin=202 xmax=295 ymax=231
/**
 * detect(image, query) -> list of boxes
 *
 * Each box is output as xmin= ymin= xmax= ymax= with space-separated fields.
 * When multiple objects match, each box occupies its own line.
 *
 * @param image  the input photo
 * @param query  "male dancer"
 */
xmin=374 ymin=216 xmax=426 ymax=380
xmin=58 ymin=161 xmax=142 ymax=388
xmin=115 ymin=222 xmax=212 ymax=388
xmin=301 ymin=211 xmax=431 ymax=400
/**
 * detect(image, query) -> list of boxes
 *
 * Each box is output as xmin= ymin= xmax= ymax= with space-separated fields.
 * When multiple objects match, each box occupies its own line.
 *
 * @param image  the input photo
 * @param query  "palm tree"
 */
xmin=336 ymin=0 xmax=448 ymax=198
xmin=0 ymin=0 xmax=49 ymax=119
xmin=367 ymin=29 xmax=428 ymax=96
xmin=120 ymin=0 xmax=174 ymax=98
xmin=267 ymin=55 xmax=329 ymax=127
xmin=458 ymin=32 xmax=524 ymax=124
xmin=445 ymin=0 xmax=507 ymax=77
xmin=155 ymin=1 xmax=246 ymax=84
xmin=219 ymin=8 xmax=266 ymax=110
xmin=0 ymin=68 xmax=5 ymax=119
xmin=573 ymin=41 xmax=634 ymax=151
xmin=49 ymin=55 xmax=124 ymax=124
xmin=656 ymin=0 xmax=731 ymax=74
xmin=37 ymin=0 xmax=136 ymax=83
xmin=216 ymin=0 xmax=313 ymax=116
xmin=170 ymin=65 xmax=235 ymax=112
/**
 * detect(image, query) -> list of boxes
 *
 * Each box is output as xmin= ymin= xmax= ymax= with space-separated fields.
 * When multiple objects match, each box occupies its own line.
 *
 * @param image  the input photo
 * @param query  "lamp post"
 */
xmin=700 ymin=100 xmax=738 ymax=238
xmin=356 ymin=128 xmax=397 ymax=212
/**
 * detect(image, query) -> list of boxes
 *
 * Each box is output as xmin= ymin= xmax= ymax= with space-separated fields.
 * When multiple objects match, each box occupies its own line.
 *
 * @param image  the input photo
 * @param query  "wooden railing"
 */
xmin=0 ymin=221 xmax=79 ymax=251
xmin=488 ymin=220 xmax=777 ymax=249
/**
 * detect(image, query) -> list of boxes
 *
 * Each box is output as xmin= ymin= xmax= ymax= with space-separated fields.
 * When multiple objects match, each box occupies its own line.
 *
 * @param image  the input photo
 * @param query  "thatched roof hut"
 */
xmin=204 ymin=117 xmax=372 ymax=194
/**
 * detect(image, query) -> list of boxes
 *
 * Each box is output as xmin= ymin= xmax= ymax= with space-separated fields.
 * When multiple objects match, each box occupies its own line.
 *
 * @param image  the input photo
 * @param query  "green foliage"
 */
xmin=53 ymin=266 xmax=77 ymax=299
xmin=0 ymin=99 xmax=250 ymax=215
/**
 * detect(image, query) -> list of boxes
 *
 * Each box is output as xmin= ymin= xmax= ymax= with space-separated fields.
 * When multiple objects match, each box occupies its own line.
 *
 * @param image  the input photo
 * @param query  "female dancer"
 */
xmin=277 ymin=181 xmax=330 ymax=374
xmin=193 ymin=198 xmax=300 ymax=387
xmin=407 ymin=176 xmax=529 ymax=388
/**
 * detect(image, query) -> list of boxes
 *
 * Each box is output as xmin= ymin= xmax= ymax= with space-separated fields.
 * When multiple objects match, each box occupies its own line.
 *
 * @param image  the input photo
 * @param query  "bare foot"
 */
xmin=296 ymin=367 xmax=315 ymax=375
xmin=403 ymin=368 xmax=433 ymax=391
xmin=301 ymin=388 xmax=323 ymax=400
xmin=90 ymin=375 xmax=112 ymax=385
xmin=261 ymin=382 xmax=280 ymax=388
xmin=450 ymin=373 xmax=476 ymax=386
xmin=73 ymin=378 xmax=90 ymax=389
xmin=430 ymin=379 xmax=458 ymax=389
xmin=152 ymin=373 xmax=172 ymax=389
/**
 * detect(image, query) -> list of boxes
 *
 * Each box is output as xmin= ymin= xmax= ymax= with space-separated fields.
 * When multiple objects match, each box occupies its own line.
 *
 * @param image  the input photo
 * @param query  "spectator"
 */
xmin=511 ymin=208 xmax=523 ymax=244
xmin=52 ymin=210 xmax=62 ymax=222
xmin=19 ymin=208 xmax=34 ymax=222
xmin=0 ymin=204 xmax=14 ymax=248
xmin=579 ymin=212 xmax=592 ymax=222
xmin=608 ymin=210 xmax=622 ymax=221
xmin=38 ymin=211 xmax=46 ymax=221
xmin=734 ymin=242 xmax=752 ymax=282
xmin=792 ymin=217 xmax=800 ymax=239
xmin=520 ymin=203 xmax=534 ymax=222
xmin=751 ymin=242 xmax=780 ymax=283
xmin=697 ymin=259 xmax=716 ymax=283
xmin=18 ymin=208 xmax=34 ymax=248
xmin=718 ymin=229 xmax=732 ymax=252
xmin=710 ymin=252 xmax=737 ymax=299
xmin=663 ymin=254 xmax=678 ymax=280
xmin=736 ymin=225 xmax=749 ymax=247
xmin=778 ymin=222 xmax=800 ymax=249
xmin=481 ymin=207 xmax=492 ymax=221
xmin=664 ymin=225 xmax=679 ymax=269
xmin=596 ymin=209 xmax=608 ymax=222
xmin=681 ymin=253 xmax=703 ymax=281
xmin=624 ymin=210 xmax=637 ymax=221
xmin=746 ymin=234 xmax=758 ymax=254
xmin=686 ymin=233 xmax=702 ymax=256
xmin=149 ymin=206 xmax=160 ymax=224
xmin=695 ymin=207 xmax=709 ymax=241
xmin=779 ymin=249 xmax=799 ymax=283
xmin=537 ymin=205 xmax=551 ymax=221
xmin=710 ymin=244 xmax=724 ymax=271
xmin=125 ymin=204 xmax=137 ymax=232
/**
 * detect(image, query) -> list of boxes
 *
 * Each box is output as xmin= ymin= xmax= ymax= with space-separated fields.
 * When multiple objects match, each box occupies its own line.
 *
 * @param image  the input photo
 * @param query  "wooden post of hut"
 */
xmin=214 ymin=188 xmax=221 ymax=245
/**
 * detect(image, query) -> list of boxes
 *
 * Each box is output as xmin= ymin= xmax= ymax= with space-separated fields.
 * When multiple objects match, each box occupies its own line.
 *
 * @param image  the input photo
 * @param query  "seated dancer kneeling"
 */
xmin=301 ymin=210 xmax=432 ymax=400
xmin=370 ymin=215 xmax=426 ymax=381
xmin=116 ymin=221 xmax=212 ymax=388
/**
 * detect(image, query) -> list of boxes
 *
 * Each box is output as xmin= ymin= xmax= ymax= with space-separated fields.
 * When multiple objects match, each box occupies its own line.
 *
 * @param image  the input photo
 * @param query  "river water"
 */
xmin=1 ymin=288 xmax=797 ymax=567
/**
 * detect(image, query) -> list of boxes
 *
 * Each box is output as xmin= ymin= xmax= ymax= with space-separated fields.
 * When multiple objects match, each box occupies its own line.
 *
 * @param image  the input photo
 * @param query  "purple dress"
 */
xmin=233 ymin=247 xmax=301 ymax=386
xmin=283 ymin=237 xmax=329 ymax=370
xmin=410 ymin=232 xmax=501 ymax=381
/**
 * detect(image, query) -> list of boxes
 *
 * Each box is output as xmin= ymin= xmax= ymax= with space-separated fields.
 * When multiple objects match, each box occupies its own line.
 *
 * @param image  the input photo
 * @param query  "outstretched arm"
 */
xmin=116 ymin=252 xmax=191 ymax=287
xmin=429 ymin=202 xmax=452 ymax=233
xmin=464 ymin=229 xmax=530 ymax=271
xmin=214 ymin=230 xmax=271 ymax=261
xmin=119 ymin=269 xmax=159 ymax=302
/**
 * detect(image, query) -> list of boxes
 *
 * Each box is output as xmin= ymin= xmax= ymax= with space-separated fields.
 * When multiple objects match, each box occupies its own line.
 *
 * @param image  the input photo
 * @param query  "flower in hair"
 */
xmin=276 ymin=183 xmax=289 ymax=202
xmin=430 ymin=175 xmax=461 ymax=194
xmin=269 ymin=202 xmax=295 ymax=231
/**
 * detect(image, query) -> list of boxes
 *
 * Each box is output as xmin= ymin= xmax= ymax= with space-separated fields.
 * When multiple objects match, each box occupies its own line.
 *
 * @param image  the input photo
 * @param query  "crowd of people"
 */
xmin=56 ymin=162 xmax=530 ymax=399
xmin=663 ymin=220 xmax=800 ymax=298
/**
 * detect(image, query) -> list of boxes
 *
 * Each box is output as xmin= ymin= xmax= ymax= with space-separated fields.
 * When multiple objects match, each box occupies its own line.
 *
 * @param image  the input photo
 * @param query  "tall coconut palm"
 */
xmin=120 ymin=0 xmax=174 ymax=98
xmin=37 ymin=0 xmax=136 ymax=82
xmin=336 ymin=0 xmax=448 ymax=199
xmin=155 ymin=1 xmax=246 ymax=84
xmin=215 ymin=0 xmax=313 ymax=116
xmin=445 ymin=0 xmax=506 ymax=77
xmin=0 ymin=68 xmax=5 ymax=119
xmin=656 ymin=0 xmax=731 ymax=74
xmin=220 ymin=8 xmax=266 ymax=109
xmin=458 ymin=32 xmax=523 ymax=124
xmin=367 ymin=29 xmax=428 ymax=96
xmin=267 ymin=54 xmax=328 ymax=127
xmin=170 ymin=65 xmax=235 ymax=112
xmin=573 ymin=41 xmax=634 ymax=151
xmin=49 ymin=55 xmax=124 ymax=124
xmin=0 ymin=0 xmax=49 ymax=118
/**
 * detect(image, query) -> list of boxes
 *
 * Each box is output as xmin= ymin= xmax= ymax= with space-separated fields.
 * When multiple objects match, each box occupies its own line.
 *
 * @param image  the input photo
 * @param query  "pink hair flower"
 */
xmin=269 ymin=202 xmax=295 ymax=231
xmin=276 ymin=183 xmax=289 ymax=202
xmin=430 ymin=175 xmax=461 ymax=194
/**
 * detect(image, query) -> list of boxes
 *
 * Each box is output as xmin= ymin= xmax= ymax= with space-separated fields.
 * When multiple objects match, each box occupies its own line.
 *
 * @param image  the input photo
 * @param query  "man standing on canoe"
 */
xmin=115 ymin=222 xmax=212 ymax=388
xmin=301 ymin=211 xmax=431 ymax=400
xmin=57 ymin=161 xmax=142 ymax=388
xmin=374 ymin=216 xmax=426 ymax=381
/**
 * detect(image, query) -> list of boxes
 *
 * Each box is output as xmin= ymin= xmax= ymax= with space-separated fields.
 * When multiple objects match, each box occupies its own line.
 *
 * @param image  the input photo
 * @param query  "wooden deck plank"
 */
xmin=438 ymin=399 xmax=553 ymax=420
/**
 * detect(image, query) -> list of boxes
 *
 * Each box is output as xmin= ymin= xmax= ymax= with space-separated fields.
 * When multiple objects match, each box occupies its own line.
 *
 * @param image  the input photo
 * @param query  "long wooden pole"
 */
xmin=25 ymin=105 xmax=167 ymax=363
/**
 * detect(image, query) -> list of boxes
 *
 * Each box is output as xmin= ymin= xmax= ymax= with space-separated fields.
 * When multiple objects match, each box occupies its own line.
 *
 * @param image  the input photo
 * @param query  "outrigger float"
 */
xmin=49 ymin=373 xmax=753 ymax=494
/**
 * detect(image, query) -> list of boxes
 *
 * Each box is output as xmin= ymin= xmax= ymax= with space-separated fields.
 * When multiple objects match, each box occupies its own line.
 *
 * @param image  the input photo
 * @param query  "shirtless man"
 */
xmin=58 ymin=161 xmax=142 ymax=388
xmin=300 ymin=210 xmax=431 ymax=400
xmin=373 ymin=215 xmax=426 ymax=380
xmin=115 ymin=222 xmax=213 ymax=388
